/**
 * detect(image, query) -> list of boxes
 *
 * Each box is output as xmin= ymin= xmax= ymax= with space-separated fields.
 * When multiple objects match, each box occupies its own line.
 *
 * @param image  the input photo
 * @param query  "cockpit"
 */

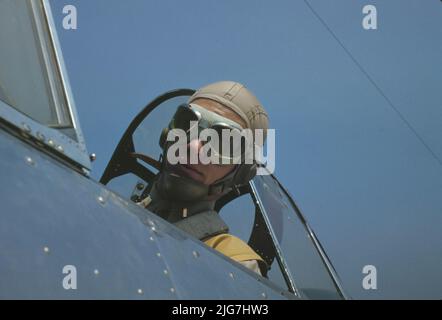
xmin=0 ymin=0 xmax=345 ymax=299
xmin=99 ymin=89 xmax=345 ymax=298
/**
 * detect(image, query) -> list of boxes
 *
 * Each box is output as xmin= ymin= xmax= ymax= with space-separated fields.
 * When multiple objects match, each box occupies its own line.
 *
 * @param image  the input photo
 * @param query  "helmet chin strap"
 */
xmin=156 ymin=170 xmax=210 ymax=202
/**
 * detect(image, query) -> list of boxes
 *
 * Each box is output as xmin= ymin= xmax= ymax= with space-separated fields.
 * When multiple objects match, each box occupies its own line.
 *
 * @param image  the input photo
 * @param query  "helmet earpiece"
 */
xmin=232 ymin=163 xmax=257 ymax=186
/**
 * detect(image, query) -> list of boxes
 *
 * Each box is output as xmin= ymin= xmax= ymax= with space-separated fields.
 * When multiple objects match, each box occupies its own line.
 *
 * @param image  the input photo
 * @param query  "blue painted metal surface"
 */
xmin=0 ymin=127 xmax=294 ymax=299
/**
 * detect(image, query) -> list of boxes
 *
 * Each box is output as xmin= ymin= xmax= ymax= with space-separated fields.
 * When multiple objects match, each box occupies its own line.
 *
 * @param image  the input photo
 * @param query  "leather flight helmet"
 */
xmin=157 ymin=81 xmax=269 ymax=201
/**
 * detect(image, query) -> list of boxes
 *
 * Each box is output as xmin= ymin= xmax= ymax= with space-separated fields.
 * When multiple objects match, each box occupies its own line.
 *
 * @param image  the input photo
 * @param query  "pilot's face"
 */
xmin=167 ymin=98 xmax=247 ymax=185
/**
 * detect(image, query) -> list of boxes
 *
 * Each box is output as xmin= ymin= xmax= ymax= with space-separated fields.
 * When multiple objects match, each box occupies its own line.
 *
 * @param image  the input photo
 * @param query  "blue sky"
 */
xmin=50 ymin=0 xmax=442 ymax=298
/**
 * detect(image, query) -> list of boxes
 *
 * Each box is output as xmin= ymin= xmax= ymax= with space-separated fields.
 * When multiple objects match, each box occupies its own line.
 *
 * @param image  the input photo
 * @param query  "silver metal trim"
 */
xmin=28 ymin=0 xmax=70 ymax=127
xmin=0 ymin=99 xmax=91 ymax=170
xmin=304 ymin=220 xmax=350 ymax=299
xmin=41 ymin=0 xmax=87 ymax=146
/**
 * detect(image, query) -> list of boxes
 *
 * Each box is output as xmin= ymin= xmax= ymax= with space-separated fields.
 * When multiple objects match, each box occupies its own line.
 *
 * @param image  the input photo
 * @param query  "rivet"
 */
xmin=36 ymin=132 xmax=45 ymax=141
xmin=97 ymin=196 xmax=105 ymax=205
xmin=94 ymin=269 xmax=99 ymax=275
xmin=25 ymin=156 xmax=35 ymax=166
xmin=192 ymin=251 xmax=200 ymax=258
xmin=163 ymin=269 xmax=169 ymax=275
xmin=22 ymin=123 xmax=31 ymax=133
xmin=137 ymin=289 xmax=143 ymax=295
xmin=43 ymin=246 xmax=50 ymax=254
xmin=261 ymin=292 xmax=267 ymax=299
xmin=56 ymin=145 xmax=64 ymax=153
xmin=136 ymin=183 xmax=144 ymax=190
xmin=229 ymin=272 xmax=235 ymax=279
xmin=48 ymin=139 xmax=55 ymax=147
xmin=149 ymin=236 xmax=155 ymax=241
xmin=170 ymin=288 xmax=175 ymax=293
xmin=89 ymin=153 xmax=96 ymax=162
xmin=149 ymin=221 xmax=158 ymax=233
xmin=156 ymin=252 xmax=161 ymax=258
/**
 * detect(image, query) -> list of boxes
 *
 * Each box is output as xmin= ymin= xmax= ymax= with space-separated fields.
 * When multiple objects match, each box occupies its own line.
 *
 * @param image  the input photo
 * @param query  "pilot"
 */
xmin=140 ymin=81 xmax=269 ymax=276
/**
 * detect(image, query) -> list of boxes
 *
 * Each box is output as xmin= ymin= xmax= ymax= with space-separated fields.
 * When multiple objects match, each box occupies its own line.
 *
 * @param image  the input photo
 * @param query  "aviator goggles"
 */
xmin=167 ymin=103 xmax=253 ymax=164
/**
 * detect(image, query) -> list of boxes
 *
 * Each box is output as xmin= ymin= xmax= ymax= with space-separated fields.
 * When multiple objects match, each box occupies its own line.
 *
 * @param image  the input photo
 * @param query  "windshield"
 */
xmin=105 ymin=92 xmax=192 ymax=198
xmin=253 ymin=175 xmax=342 ymax=299
xmin=0 ymin=0 xmax=72 ymax=128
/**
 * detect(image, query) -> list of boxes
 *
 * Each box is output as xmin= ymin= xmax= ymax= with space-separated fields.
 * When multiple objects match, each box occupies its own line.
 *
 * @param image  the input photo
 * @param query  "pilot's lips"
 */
xmin=171 ymin=164 xmax=205 ymax=182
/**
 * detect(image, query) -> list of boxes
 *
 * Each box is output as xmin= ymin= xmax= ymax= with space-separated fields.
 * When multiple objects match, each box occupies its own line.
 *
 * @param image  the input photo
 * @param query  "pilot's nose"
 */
xmin=188 ymin=138 xmax=203 ymax=163
xmin=188 ymin=138 xmax=203 ymax=152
